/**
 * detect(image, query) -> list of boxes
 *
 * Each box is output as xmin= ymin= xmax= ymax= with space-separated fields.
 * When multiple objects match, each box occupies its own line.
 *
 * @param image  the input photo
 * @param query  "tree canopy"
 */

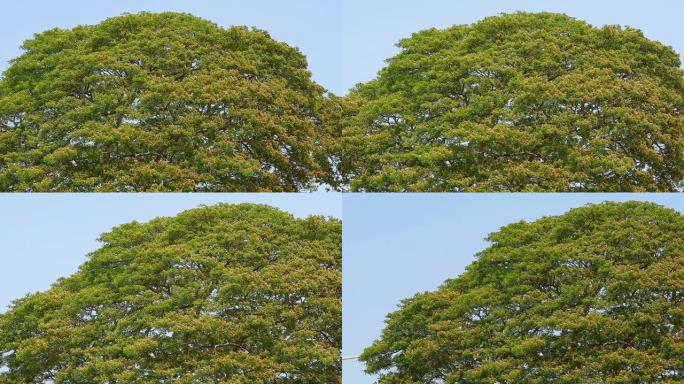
xmin=0 ymin=12 xmax=334 ymax=191
xmin=341 ymin=12 xmax=684 ymax=191
xmin=0 ymin=204 xmax=341 ymax=383
xmin=361 ymin=201 xmax=684 ymax=383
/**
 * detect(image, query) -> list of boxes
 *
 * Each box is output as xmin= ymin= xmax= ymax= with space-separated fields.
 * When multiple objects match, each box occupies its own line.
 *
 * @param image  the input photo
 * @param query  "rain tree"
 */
xmin=0 ymin=13 xmax=334 ymax=191
xmin=361 ymin=201 xmax=684 ymax=383
xmin=342 ymin=13 xmax=684 ymax=191
xmin=0 ymin=204 xmax=341 ymax=383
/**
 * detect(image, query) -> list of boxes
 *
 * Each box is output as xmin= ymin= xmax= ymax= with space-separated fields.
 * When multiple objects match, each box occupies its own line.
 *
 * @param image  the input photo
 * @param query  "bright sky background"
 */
xmin=0 ymin=193 xmax=341 ymax=313
xmin=343 ymin=193 xmax=684 ymax=384
xmin=1 ymin=1 xmax=682 ymax=95
xmin=1 ymin=1 xmax=684 ymax=381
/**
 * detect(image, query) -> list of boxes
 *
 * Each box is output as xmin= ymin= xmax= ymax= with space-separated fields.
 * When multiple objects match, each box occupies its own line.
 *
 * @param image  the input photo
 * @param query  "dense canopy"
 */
xmin=361 ymin=201 xmax=684 ymax=383
xmin=342 ymin=12 xmax=684 ymax=191
xmin=0 ymin=204 xmax=342 ymax=383
xmin=0 ymin=12 xmax=333 ymax=191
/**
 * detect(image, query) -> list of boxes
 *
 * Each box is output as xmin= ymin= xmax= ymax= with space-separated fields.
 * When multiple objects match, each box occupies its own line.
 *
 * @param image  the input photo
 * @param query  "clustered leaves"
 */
xmin=1 ymin=12 xmax=682 ymax=191
xmin=0 ymin=12 xmax=334 ymax=191
xmin=361 ymin=201 xmax=684 ymax=383
xmin=341 ymin=12 xmax=684 ymax=191
xmin=0 ymin=204 xmax=342 ymax=383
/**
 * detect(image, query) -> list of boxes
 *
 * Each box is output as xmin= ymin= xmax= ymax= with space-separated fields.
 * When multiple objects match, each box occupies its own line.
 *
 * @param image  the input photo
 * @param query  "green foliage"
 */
xmin=361 ymin=201 xmax=684 ymax=383
xmin=0 ymin=12 xmax=335 ymax=191
xmin=0 ymin=204 xmax=341 ymax=383
xmin=342 ymin=12 xmax=684 ymax=191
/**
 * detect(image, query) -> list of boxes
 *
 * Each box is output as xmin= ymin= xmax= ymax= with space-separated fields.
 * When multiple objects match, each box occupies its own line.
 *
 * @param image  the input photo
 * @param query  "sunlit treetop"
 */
xmin=0 ymin=204 xmax=342 ymax=383
xmin=0 ymin=12 xmax=335 ymax=191
xmin=341 ymin=12 xmax=684 ymax=191
xmin=361 ymin=201 xmax=684 ymax=383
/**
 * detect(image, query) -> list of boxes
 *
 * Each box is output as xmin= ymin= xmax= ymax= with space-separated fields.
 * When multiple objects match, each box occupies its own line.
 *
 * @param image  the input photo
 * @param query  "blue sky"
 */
xmin=0 ymin=193 xmax=341 ymax=313
xmin=1 ymin=1 xmax=684 ymax=381
xmin=1 ymin=0 xmax=681 ymax=95
xmin=343 ymin=193 xmax=684 ymax=384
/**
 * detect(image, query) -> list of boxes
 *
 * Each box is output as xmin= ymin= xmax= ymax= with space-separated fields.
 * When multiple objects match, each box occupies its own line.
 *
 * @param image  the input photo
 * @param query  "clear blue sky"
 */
xmin=342 ymin=193 xmax=684 ymax=384
xmin=1 ymin=1 xmax=681 ymax=95
xmin=0 ymin=193 xmax=341 ymax=313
